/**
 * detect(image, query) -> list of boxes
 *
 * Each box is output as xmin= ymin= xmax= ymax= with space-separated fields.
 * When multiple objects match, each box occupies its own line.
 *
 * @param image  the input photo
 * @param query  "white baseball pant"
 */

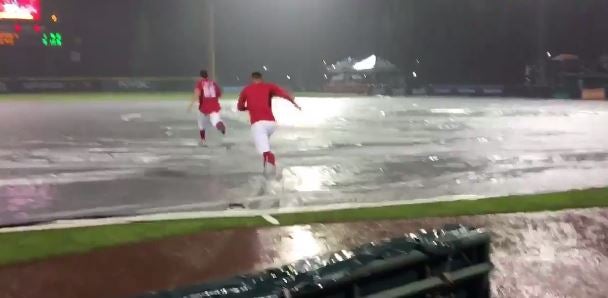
xmin=197 ymin=112 xmax=222 ymax=130
xmin=251 ymin=120 xmax=277 ymax=154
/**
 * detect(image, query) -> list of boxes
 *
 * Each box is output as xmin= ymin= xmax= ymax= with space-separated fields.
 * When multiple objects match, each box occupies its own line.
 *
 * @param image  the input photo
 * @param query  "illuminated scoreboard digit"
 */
xmin=41 ymin=32 xmax=62 ymax=47
xmin=0 ymin=31 xmax=19 ymax=46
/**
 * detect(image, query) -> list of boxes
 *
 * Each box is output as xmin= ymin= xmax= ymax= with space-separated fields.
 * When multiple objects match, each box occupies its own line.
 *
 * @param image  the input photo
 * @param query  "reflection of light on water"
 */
xmin=283 ymin=166 xmax=335 ymax=192
xmin=274 ymin=98 xmax=345 ymax=127
xmin=430 ymin=108 xmax=470 ymax=115
xmin=279 ymin=226 xmax=323 ymax=261
xmin=0 ymin=184 xmax=54 ymax=218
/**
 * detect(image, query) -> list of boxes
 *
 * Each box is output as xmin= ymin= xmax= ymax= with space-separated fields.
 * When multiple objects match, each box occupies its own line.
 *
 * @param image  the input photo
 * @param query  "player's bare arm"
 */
xmin=271 ymin=84 xmax=301 ymax=110
xmin=286 ymin=95 xmax=301 ymax=110
xmin=237 ymin=92 xmax=248 ymax=111
xmin=292 ymin=98 xmax=302 ymax=110
xmin=188 ymin=88 xmax=201 ymax=112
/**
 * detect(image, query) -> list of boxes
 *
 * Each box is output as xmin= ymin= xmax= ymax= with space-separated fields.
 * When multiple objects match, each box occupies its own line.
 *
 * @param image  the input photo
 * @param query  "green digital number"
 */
xmin=42 ymin=32 xmax=63 ymax=47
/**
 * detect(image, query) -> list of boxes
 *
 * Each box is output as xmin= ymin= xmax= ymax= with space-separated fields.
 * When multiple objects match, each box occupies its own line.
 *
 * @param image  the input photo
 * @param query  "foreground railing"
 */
xmin=138 ymin=224 xmax=492 ymax=298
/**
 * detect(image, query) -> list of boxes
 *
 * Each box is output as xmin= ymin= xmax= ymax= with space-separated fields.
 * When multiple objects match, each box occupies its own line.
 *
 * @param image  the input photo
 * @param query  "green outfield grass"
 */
xmin=1 ymin=187 xmax=607 ymax=266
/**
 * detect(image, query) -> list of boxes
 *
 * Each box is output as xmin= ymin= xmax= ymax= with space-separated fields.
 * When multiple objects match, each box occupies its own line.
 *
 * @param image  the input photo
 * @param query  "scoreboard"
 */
xmin=0 ymin=1 xmax=72 ymax=78
xmin=0 ymin=0 xmax=41 ymax=21
xmin=0 ymin=30 xmax=18 ymax=46
xmin=0 ymin=1 xmax=63 ymax=48
xmin=0 ymin=24 xmax=61 ymax=47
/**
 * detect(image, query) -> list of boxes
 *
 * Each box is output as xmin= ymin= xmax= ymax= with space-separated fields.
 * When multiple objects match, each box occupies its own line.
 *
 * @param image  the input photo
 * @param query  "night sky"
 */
xmin=1 ymin=0 xmax=607 ymax=86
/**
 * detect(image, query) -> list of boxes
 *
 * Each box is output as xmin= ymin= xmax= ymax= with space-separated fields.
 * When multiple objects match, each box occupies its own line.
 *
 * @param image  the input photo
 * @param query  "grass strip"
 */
xmin=1 ymin=187 xmax=607 ymax=266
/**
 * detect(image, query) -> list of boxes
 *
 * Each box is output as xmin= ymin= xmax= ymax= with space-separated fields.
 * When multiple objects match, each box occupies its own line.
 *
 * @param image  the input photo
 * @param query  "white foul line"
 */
xmin=0 ymin=194 xmax=483 ymax=234
xmin=261 ymin=214 xmax=280 ymax=225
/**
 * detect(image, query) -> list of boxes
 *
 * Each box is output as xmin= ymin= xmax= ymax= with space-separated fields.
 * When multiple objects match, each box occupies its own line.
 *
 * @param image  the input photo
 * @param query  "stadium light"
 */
xmin=286 ymin=75 xmax=291 ymax=80
xmin=262 ymin=65 xmax=269 ymax=71
xmin=546 ymin=51 xmax=552 ymax=58
xmin=412 ymin=71 xmax=417 ymax=78
xmin=51 ymin=14 xmax=58 ymax=23
xmin=353 ymin=55 xmax=376 ymax=71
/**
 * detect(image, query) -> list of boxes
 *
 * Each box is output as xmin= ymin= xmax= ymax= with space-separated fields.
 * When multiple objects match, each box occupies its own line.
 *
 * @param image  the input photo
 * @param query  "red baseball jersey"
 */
xmin=195 ymin=79 xmax=222 ymax=114
xmin=237 ymin=82 xmax=294 ymax=124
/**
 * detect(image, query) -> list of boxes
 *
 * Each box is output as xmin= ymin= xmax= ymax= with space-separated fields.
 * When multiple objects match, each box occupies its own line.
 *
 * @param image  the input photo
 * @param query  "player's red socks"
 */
xmin=216 ymin=122 xmax=226 ymax=135
xmin=199 ymin=130 xmax=206 ymax=141
xmin=263 ymin=151 xmax=276 ymax=166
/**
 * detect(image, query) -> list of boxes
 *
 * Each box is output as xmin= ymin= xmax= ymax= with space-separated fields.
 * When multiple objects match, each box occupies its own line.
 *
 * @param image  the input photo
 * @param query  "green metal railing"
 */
xmin=138 ymin=225 xmax=492 ymax=298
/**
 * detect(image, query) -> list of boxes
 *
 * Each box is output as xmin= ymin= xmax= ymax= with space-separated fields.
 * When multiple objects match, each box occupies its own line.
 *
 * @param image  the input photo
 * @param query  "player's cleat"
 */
xmin=198 ymin=129 xmax=208 ymax=147
xmin=264 ymin=163 xmax=282 ymax=180
xmin=216 ymin=122 xmax=226 ymax=135
xmin=263 ymin=163 xmax=277 ymax=178
xmin=228 ymin=203 xmax=246 ymax=209
xmin=271 ymin=163 xmax=283 ymax=180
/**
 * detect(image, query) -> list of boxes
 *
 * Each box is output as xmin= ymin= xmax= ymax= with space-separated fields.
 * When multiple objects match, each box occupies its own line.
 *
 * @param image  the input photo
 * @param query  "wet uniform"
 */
xmin=195 ymin=78 xmax=224 ymax=140
xmin=237 ymin=82 xmax=294 ymax=167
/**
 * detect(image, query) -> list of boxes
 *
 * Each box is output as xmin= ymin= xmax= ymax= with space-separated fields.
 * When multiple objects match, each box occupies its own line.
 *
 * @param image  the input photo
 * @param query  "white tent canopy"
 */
xmin=328 ymin=55 xmax=398 ymax=73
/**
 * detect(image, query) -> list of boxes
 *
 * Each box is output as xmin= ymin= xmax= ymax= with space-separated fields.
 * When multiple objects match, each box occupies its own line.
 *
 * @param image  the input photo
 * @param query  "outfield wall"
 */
xmin=0 ymin=77 xmax=509 ymax=96
xmin=0 ymin=77 xmax=258 ymax=94
xmin=0 ymin=77 xmax=201 ymax=93
xmin=2 ymin=77 xmax=606 ymax=100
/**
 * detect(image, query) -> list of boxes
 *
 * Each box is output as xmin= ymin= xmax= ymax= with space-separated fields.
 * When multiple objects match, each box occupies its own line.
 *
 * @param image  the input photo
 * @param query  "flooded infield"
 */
xmin=1 ymin=97 xmax=608 ymax=225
